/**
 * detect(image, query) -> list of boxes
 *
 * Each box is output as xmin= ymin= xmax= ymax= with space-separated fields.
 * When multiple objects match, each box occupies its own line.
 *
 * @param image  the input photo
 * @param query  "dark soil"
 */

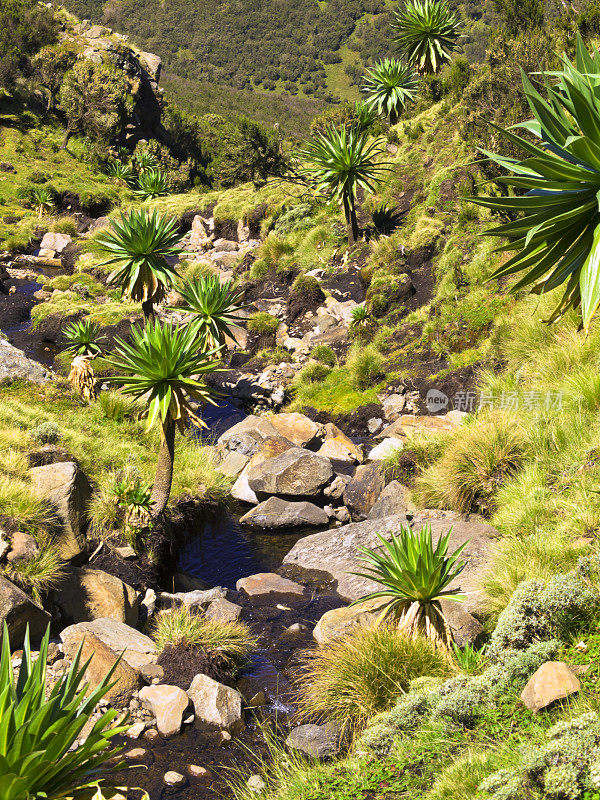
xmin=322 ymin=264 xmax=366 ymax=304
xmin=158 ymin=643 xmax=233 ymax=689
xmin=301 ymin=402 xmax=385 ymax=440
xmin=88 ymin=547 xmax=162 ymax=592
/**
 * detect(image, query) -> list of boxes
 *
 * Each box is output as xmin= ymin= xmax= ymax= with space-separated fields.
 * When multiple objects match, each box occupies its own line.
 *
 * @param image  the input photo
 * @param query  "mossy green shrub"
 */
xmin=290 ymin=273 xmax=325 ymax=305
xmin=248 ymin=258 xmax=271 ymax=281
xmin=347 ymin=345 xmax=385 ymax=390
xmin=297 ymin=362 xmax=331 ymax=384
xmin=29 ymin=421 xmax=61 ymax=445
xmin=479 ymin=713 xmax=600 ymax=800
xmin=247 ymin=312 xmax=279 ymax=335
xmin=50 ymin=216 xmax=78 ymax=235
xmin=310 ymin=344 xmax=336 ymax=367
xmin=272 ymin=202 xmax=314 ymax=236
xmin=367 ymin=272 xmax=413 ymax=317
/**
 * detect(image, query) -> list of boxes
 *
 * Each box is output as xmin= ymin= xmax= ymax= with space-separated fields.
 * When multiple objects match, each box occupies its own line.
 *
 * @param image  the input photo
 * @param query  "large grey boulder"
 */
xmin=60 ymin=617 xmax=157 ymax=671
xmin=218 ymin=415 xmax=280 ymax=455
xmin=0 ymin=576 xmax=51 ymax=643
xmin=247 ymin=447 xmax=333 ymax=498
xmin=0 ymin=338 xmax=51 ymax=384
xmin=56 ymin=567 xmax=139 ymax=625
xmin=188 ymin=673 xmax=244 ymax=732
xmin=343 ymin=463 xmax=385 ymax=520
xmin=283 ymin=511 xmax=499 ymax=614
xmin=239 ymin=497 xmax=329 ymax=529
xmin=29 ymin=461 xmax=92 ymax=559
xmin=368 ymin=481 xmax=414 ymax=519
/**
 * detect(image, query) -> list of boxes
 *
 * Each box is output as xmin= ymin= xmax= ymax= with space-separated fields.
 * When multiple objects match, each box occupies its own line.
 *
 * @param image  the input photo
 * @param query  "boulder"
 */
xmin=286 ymin=722 xmax=341 ymax=759
xmin=0 ymin=576 xmax=51 ymax=644
xmin=368 ymin=481 xmax=414 ymax=519
xmin=239 ymin=497 xmax=329 ymax=529
xmin=188 ymin=673 xmax=244 ymax=732
xmin=213 ymin=238 xmax=239 ymax=252
xmin=29 ymin=461 xmax=92 ymax=560
xmin=267 ymin=413 xmax=323 ymax=448
xmin=313 ymin=598 xmax=383 ymax=645
xmin=317 ymin=423 xmax=363 ymax=463
xmin=219 ymin=450 xmax=249 ymax=478
xmin=40 ymin=232 xmax=72 ymax=254
xmin=0 ymin=338 xmax=50 ymax=384
xmin=283 ymin=511 xmax=499 ymax=613
xmin=521 ymin=662 xmax=580 ymax=713
xmin=231 ymin=437 xmax=295 ymax=504
xmin=236 ymin=573 xmax=305 ymax=602
xmin=381 ymin=394 xmax=406 ymax=422
xmin=205 ymin=597 xmax=243 ymax=623
xmin=62 ymin=631 xmax=141 ymax=707
xmin=138 ymin=51 xmax=162 ymax=81
xmin=342 ymin=463 xmax=385 ymax=520
xmin=218 ymin=415 xmax=280 ymax=454
xmin=247 ymin=447 xmax=333 ymax=498
xmin=60 ymin=618 xmax=157 ymax=671
xmin=56 ymin=567 xmax=139 ymax=625
xmin=367 ymin=438 xmax=404 ymax=461
xmin=441 ymin=600 xmax=484 ymax=648
xmin=375 ymin=413 xmax=458 ymax=441
xmin=139 ymin=684 xmax=190 ymax=737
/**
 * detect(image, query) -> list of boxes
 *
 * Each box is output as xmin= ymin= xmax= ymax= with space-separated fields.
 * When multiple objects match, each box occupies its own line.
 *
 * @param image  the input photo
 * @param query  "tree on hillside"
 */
xmin=392 ymin=0 xmax=461 ymax=75
xmin=298 ymin=124 xmax=389 ymax=245
xmin=471 ymin=36 xmax=600 ymax=331
xmin=106 ymin=319 xmax=220 ymax=518
xmin=33 ymin=44 xmax=77 ymax=112
xmin=492 ymin=0 xmax=544 ymax=36
xmin=0 ymin=0 xmax=57 ymax=91
xmin=57 ymin=59 xmax=132 ymax=148
xmin=96 ymin=209 xmax=183 ymax=320
xmin=362 ymin=58 xmax=419 ymax=124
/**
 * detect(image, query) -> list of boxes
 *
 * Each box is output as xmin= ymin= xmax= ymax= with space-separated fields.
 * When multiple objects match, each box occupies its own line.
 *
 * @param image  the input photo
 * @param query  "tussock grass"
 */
xmin=295 ymin=626 xmax=452 ymax=731
xmin=4 ymin=534 xmax=64 ymax=603
xmin=152 ymin=606 xmax=257 ymax=664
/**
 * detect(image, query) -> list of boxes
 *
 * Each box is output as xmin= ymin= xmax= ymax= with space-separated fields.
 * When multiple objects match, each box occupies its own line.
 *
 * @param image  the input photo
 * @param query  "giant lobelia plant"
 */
xmin=105 ymin=318 xmax=221 ymax=518
xmin=362 ymin=58 xmax=419 ymax=124
xmin=471 ymin=36 xmax=600 ymax=330
xmin=0 ymin=622 xmax=137 ymax=800
xmin=351 ymin=523 xmax=468 ymax=647
xmin=178 ymin=274 xmax=248 ymax=351
xmin=392 ymin=0 xmax=461 ymax=75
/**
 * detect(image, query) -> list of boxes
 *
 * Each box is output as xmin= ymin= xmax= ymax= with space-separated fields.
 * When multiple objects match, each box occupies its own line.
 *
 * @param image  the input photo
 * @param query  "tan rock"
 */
xmin=313 ymin=598 xmax=383 ymax=645
xmin=375 ymin=413 xmax=458 ymax=441
xmin=188 ymin=673 xmax=244 ymax=732
xmin=205 ymin=597 xmax=243 ymax=623
xmin=267 ymin=413 xmax=323 ymax=448
xmin=6 ymin=532 xmax=39 ymax=563
xmin=60 ymin=618 xmax=157 ymax=671
xmin=317 ymin=423 xmax=362 ymax=463
xmin=343 ymin=463 xmax=385 ymax=520
xmin=139 ymin=684 xmax=190 ymax=737
xmin=247 ymin=447 xmax=333 ymax=498
xmin=521 ymin=661 xmax=580 ymax=713
xmin=236 ymin=572 xmax=305 ymax=602
xmin=368 ymin=481 xmax=415 ymax=519
xmin=57 ymin=567 xmax=139 ymax=625
xmin=62 ymin=632 xmax=141 ymax=707
xmin=0 ymin=576 xmax=51 ymax=644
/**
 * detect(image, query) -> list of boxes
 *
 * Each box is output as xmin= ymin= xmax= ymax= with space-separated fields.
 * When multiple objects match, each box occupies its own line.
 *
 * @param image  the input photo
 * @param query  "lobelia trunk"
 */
xmin=141 ymin=298 xmax=155 ymax=321
xmin=150 ymin=418 xmax=176 ymax=519
xmin=343 ymin=194 xmax=359 ymax=246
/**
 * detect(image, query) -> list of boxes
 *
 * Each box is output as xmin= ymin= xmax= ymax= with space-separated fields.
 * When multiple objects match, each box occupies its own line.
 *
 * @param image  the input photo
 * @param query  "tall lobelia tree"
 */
xmin=362 ymin=58 xmax=419 ymax=124
xmin=392 ymin=0 xmax=461 ymax=76
xmin=96 ymin=209 xmax=183 ymax=320
xmin=471 ymin=36 xmax=600 ymax=330
xmin=298 ymin=124 xmax=389 ymax=245
xmin=106 ymin=319 xmax=221 ymax=518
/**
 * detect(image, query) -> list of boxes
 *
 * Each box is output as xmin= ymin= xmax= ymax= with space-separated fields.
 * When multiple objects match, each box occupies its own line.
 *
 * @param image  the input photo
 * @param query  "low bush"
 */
xmin=290 ymin=273 xmax=324 ymax=304
xmin=297 ymin=362 xmax=331 ymax=384
xmin=247 ymin=312 xmax=280 ymax=335
xmin=295 ymin=626 xmax=451 ymax=731
xmin=2 ymin=534 xmax=64 ymax=603
xmin=347 ymin=345 xmax=385 ymax=390
xmin=50 ymin=216 xmax=78 ymax=235
xmin=310 ymin=344 xmax=337 ymax=367
xmin=152 ymin=606 xmax=257 ymax=669
xmin=415 ymin=416 xmax=527 ymax=515
xmin=30 ymin=421 xmax=61 ymax=444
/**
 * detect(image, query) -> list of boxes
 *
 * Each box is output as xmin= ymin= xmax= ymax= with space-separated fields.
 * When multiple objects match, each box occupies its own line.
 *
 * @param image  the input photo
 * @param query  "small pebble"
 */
xmin=144 ymin=728 xmax=160 ymax=742
xmin=218 ymin=730 xmax=232 ymax=746
xmin=188 ymin=765 xmax=212 ymax=780
xmin=164 ymin=771 xmax=187 ymax=788
xmin=247 ymin=774 xmax=266 ymax=792
xmin=127 ymin=722 xmax=146 ymax=739
xmin=125 ymin=748 xmax=147 ymax=760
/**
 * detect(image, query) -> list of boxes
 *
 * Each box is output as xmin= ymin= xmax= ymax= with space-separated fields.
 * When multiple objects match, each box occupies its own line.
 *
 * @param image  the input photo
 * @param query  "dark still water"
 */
xmin=178 ymin=505 xmax=307 ymax=589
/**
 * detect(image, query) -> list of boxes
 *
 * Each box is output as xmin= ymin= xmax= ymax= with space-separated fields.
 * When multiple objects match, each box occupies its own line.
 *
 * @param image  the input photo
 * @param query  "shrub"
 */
xmin=152 ymin=606 xmax=257 ymax=668
xmin=290 ymin=273 xmax=324 ymax=304
xmin=272 ymin=203 xmax=314 ymax=236
xmin=415 ymin=417 xmax=527 ymax=514
xmin=0 ymin=622 xmax=128 ymax=797
xmin=247 ymin=312 xmax=280 ymax=335
xmin=50 ymin=216 xmax=78 ymax=235
xmin=347 ymin=345 xmax=385 ymax=390
xmin=3 ymin=534 xmax=64 ymax=603
xmin=29 ymin=421 xmax=61 ymax=444
xmin=248 ymin=258 xmax=271 ymax=280
xmin=310 ymin=344 xmax=336 ymax=367
xmin=296 ymin=626 xmax=451 ymax=731
xmin=297 ymin=362 xmax=331 ymax=384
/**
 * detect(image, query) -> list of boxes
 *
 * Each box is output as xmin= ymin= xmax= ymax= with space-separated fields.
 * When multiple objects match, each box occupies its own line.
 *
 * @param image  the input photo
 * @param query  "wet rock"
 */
xmin=312 ymin=598 xmax=383 ymax=645
xmin=286 ymin=722 xmax=342 ymax=759
xmin=205 ymin=597 xmax=243 ymax=623
xmin=139 ymin=684 xmax=190 ymax=737
xmin=342 ymin=463 xmax=385 ymax=520
xmin=62 ymin=631 xmax=141 ymax=707
xmin=236 ymin=573 xmax=305 ymax=602
xmin=0 ymin=338 xmax=51 ymax=384
xmin=56 ymin=567 xmax=139 ymax=625
xmin=368 ymin=438 xmax=404 ymax=461
xmin=283 ymin=511 xmax=499 ymax=613
xmin=164 ymin=771 xmax=187 ymax=788
xmin=267 ymin=412 xmax=323 ymax=448
xmin=239 ymin=497 xmax=329 ymax=529
xmin=317 ymin=423 xmax=363 ymax=463
xmin=521 ymin=662 xmax=580 ymax=713
xmin=6 ymin=532 xmax=39 ymax=563
xmin=188 ymin=673 xmax=244 ymax=732
xmin=368 ymin=481 xmax=414 ymax=519
xmin=247 ymin=447 xmax=333 ymax=498
xmin=0 ymin=576 xmax=51 ymax=643
xmin=60 ymin=618 xmax=157 ymax=671
xmin=29 ymin=461 xmax=92 ymax=560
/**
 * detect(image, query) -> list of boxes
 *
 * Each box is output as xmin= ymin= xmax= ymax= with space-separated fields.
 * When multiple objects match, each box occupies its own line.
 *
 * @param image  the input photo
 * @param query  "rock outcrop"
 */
xmin=0 ymin=576 xmax=51 ymax=643
xmin=239 ymin=496 xmax=329 ymax=529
